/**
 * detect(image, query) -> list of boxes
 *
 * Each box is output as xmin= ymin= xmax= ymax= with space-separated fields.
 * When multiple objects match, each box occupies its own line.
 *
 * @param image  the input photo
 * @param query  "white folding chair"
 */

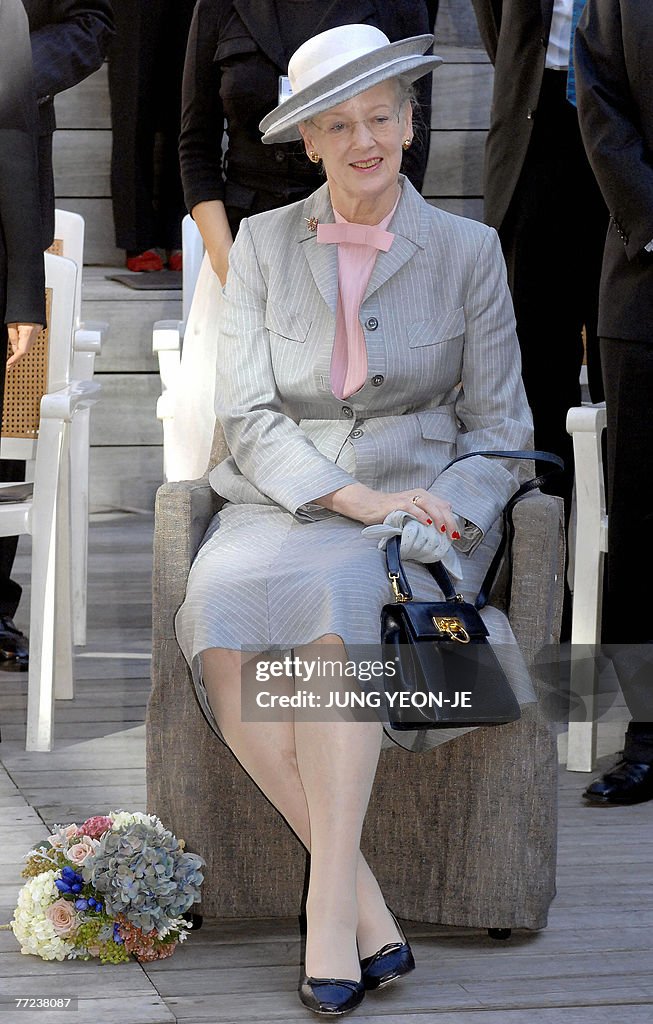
xmin=566 ymin=402 xmax=607 ymax=771
xmin=53 ymin=210 xmax=108 ymax=646
xmin=0 ymin=253 xmax=100 ymax=751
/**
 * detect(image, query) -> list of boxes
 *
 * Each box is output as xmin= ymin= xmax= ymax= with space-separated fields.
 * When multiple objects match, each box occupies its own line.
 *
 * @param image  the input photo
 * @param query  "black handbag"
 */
xmin=379 ymin=449 xmax=563 ymax=731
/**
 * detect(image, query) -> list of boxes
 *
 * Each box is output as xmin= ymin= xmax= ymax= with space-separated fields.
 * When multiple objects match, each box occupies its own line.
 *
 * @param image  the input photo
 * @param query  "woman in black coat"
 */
xmin=179 ymin=0 xmax=434 ymax=284
xmin=0 ymin=0 xmax=46 ymax=377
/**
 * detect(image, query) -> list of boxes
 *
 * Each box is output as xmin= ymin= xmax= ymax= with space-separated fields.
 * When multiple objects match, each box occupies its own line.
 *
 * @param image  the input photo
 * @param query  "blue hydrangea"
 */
xmin=81 ymin=822 xmax=204 ymax=936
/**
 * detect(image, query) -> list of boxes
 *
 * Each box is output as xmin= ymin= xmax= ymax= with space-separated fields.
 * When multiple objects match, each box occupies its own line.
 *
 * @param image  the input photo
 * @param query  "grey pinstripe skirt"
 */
xmin=174 ymin=502 xmax=536 ymax=752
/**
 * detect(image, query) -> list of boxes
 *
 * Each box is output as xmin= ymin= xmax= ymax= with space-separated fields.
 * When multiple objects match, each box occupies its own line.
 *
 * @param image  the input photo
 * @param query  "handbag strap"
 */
xmin=384 ymin=449 xmax=564 ymax=608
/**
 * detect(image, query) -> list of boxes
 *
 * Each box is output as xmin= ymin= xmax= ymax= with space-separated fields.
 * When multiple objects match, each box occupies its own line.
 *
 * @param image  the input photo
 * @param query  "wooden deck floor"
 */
xmin=1 ymin=513 xmax=652 ymax=1023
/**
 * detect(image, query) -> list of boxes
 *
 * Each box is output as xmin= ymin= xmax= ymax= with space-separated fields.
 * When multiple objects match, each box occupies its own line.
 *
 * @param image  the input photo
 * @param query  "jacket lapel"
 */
xmin=233 ymin=0 xmax=286 ymax=70
xmin=297 ymin=184 xmax=339 ymax=315
xmin=363 ymin=177 xmax=424 ymax=302
xmin=296 ymin=177 xmax=426 ymax=312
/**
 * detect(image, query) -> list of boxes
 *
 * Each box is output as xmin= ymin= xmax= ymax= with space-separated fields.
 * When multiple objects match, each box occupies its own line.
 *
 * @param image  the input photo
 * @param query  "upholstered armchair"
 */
xmin=147 ymin=426 xmax=563 ymax=932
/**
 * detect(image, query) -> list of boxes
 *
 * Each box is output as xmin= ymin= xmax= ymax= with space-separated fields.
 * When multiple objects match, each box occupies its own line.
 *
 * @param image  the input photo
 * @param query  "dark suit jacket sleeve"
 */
xmin=0 ymin=0 xmax=46 ymax=326
xmin=470 ymin=0 xmax=501 ymax=63
xmin=575 ymin=0 xmax=653 ymax=260
xmin=180 ymin=0 xmax=227 ymax=212
xmin=29 ymin=0 xmax=114 ymax=100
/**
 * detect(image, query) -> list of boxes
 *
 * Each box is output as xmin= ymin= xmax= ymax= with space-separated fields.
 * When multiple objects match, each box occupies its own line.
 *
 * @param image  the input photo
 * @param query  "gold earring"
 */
xmin=308 ymin=150 xmax=320 ymax=163
xmin=402 ymin=138 xmax=413 ymax=151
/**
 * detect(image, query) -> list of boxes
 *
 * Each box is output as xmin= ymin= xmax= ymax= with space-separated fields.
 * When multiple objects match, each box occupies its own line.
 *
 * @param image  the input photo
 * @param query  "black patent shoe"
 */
xmin=583 ymin=758 xmax=653 ymax=805
xmin=0 ymin=616 xmax=28 ymax=671
xmin=360 ymin=913 xmax=415 ymax=990
xmin=299 ymin=975 xmax=365 ymax=1016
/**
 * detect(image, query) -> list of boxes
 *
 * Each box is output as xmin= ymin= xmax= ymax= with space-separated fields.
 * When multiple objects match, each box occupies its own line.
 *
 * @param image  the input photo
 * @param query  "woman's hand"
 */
xmin=316 ymin=482 xmax=461 ymax=539
xmin=6 ymin=323 xmax=42 ymax=368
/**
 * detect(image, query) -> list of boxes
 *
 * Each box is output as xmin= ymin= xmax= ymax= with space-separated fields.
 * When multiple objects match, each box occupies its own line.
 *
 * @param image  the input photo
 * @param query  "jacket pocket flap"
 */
xmin=213 ymin=36 xmax=258 ymax=61
xmin=408 ymin=307 xmax=465 ymax=347
xmin=265 ymin=305 xmax=312 ymax=342
xmin=417 ymin=409 xmax=460 ymax=442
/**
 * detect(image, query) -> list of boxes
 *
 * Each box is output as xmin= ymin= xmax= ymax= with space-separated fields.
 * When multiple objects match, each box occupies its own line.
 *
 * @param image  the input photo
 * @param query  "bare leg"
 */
xmin=201 ymin=645 xmax=400 ymax=970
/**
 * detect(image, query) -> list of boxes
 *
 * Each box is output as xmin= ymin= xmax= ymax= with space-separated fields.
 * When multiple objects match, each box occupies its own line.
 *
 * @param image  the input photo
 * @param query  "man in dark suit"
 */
xmin=0 ymin=0 xmax=113 ymax=670
xmin=575 ymin=0 xmax=653 ymax=804
xmin=0 ymin=0 xmax=46 ymax=373
xmin=470 ymin=0 xmax=608 ymax=516
xmin=0 ymin=0 xmax=46 ymax=668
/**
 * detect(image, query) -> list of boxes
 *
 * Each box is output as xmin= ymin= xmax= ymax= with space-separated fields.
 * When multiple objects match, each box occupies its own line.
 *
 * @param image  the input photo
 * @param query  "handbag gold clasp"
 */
xmin=432 ymin=616 xmax=470 ymax=643
xmin=389 ymin=572 xmax=411 ymax=603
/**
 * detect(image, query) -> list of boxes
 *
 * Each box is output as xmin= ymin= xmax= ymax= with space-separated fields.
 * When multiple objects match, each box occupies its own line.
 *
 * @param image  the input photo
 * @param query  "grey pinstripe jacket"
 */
xmin=210 ymin=176 xmax=533 ymax=538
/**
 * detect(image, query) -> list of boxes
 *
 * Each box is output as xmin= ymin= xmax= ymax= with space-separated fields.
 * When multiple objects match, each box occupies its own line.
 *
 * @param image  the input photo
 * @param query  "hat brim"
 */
xmin=260 ymin=35 xmax=442 ymax=144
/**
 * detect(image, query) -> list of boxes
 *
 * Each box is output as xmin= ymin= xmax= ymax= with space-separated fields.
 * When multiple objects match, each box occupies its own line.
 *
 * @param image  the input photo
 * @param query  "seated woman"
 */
xmin=176 ymin=24 xmax=535 ymax=1017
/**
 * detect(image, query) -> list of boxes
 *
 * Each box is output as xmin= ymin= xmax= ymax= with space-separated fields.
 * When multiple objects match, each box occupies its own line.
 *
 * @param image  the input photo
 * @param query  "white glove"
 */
xmin=362 ymin=510 xmax=463 ymax=580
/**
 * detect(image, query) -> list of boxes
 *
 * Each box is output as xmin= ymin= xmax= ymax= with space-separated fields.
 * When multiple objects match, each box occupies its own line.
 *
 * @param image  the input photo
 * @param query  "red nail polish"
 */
xmin=452 ymin=530 xmax=461 ymax=540
xmin=440 ymin=524 xmax=446 ymax=533
xmin=426 ymin=518 xmax=433 ymax=525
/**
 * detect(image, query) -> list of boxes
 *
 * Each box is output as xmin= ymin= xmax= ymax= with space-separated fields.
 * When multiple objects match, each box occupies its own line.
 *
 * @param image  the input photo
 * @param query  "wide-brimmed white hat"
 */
xmin=259 ymin=24 xmax=442 ymax=144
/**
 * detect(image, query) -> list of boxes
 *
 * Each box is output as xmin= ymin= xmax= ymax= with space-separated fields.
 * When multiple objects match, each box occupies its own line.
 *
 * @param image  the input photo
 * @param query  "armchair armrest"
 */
xmin=509 ymin=491 xmax=565 ymax=663
xmin=153 ymin=320 xmax=183 ymax=352
xmin=41 ymin=380 xmax=101 ymax=421
xmin=153 ymin=321 xmax=183 ymax=397
xmin=153 ymin=479 xmax=223 ymax=642
xmin=75 ymin=320 xmax=108 ymax=353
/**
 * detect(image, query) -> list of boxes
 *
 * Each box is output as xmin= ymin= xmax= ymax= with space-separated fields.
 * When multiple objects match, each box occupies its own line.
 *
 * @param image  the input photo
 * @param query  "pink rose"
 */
xmin=45 ymin=898 xmax=79 ymax=937
xmin=80 ymin=815 xmax=113 ymax=840
xmin=67 ymin=837 xmax=98 ymax=867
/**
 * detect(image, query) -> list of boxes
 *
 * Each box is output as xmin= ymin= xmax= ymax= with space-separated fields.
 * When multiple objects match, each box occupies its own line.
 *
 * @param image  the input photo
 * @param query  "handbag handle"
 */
xmin=386 ymin=534 xmax=458 ymax=603
xmin=385 ymin=449 xmax=564 ymax=608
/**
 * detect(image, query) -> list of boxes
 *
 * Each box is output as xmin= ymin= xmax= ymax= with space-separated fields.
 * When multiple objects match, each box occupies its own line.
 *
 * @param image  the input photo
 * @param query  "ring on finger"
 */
xmin=411 ymin=495 xmax=421 ymax=506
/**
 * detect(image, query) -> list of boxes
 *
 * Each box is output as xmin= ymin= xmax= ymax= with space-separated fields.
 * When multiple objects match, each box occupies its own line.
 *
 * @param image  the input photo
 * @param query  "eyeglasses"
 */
xmin=309 ymin=109 xmax=401 ymax=139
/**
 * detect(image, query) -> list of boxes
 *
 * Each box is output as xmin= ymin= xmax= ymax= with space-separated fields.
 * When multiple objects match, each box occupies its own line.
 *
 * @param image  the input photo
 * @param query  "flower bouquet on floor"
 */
xmin=9 ymin=811 xmax=204 ymax=963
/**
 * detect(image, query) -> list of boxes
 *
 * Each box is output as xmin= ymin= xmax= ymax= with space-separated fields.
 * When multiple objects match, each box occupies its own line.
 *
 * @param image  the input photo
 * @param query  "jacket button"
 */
xmin=275 ymin=149 xmax=285 ymax=163
xmin=342 ymin=406 xmax=353 ymax=418
xmin=371 ymin=374 xmax=384 ymax=387
xmin=351 ymin=428 xmax=363 ymax=439
xmin=365 ymin=317 xmax=379 ymax=330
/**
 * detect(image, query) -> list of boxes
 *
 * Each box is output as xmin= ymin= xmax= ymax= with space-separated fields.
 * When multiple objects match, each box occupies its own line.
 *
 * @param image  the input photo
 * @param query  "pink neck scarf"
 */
xmin=317 ymin=196 xmax=398 ymax=400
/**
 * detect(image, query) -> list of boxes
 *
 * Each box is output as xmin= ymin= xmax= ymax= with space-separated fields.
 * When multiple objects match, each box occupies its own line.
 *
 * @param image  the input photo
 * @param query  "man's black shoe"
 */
xmin=583 ymin=758 xmax=653 ymax=805
xmin=0 ymin=616 xmax=29 ymax=671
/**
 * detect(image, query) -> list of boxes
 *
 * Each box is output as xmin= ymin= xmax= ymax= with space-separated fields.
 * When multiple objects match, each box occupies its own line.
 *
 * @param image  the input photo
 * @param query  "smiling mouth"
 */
xmin=350 ymin=158 xmax=382 ymax=169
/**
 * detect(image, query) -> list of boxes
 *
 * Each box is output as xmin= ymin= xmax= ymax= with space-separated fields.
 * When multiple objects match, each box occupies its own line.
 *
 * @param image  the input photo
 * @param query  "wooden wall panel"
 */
xmin=423 ymin=130 xmax=486 ymax=197
xmin=54 ymin=64 xmax=111 ymax=129
xmin=431 ymin=62 xmax=493 ymax=130
xmin=90 ymin=300 xmax=180 ymax=373
xmin=54 ymin=199 xmax=122 ymax=266
xmin=428 ymin=197 xmax=484 ymax=220
xmin=90 ymin=375 xmax=163 ymax=447
xmin=53 ymin=130 xmax=111 ymax=197
xmin=89 ymin=447 xmax=163 ymax=513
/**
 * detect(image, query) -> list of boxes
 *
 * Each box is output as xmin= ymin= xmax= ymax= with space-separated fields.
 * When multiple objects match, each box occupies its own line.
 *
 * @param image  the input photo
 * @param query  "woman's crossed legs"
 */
xmin=201 ymin=636 xmax=401 ymax=980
